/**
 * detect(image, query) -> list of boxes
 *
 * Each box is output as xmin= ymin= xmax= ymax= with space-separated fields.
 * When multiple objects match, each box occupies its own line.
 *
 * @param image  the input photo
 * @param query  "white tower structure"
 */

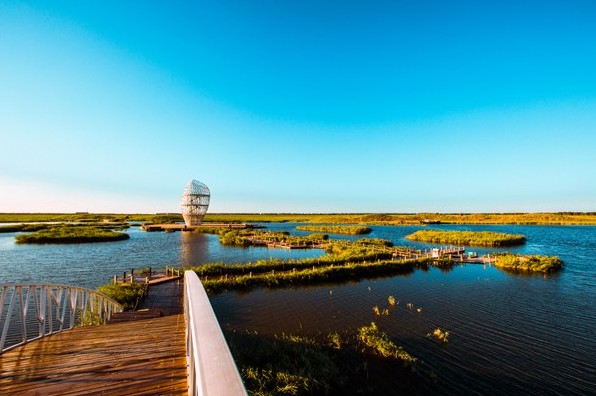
xmin=181 ymin=179 xmax=211 ymax=226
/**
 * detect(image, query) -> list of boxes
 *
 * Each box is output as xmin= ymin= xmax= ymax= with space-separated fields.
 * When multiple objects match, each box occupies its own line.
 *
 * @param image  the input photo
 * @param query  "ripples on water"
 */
xmin=210 ymin=223 xmax=596 ymax=395
xmin=1 ymin=223 xmax=595 ymax=394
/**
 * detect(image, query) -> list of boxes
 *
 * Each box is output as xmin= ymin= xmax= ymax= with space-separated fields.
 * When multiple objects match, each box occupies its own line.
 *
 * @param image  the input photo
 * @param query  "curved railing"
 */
xmin=0 ymin=283 xmax=123 ymax=354
xmin=184 ymin=270 xmax=247 ymax=396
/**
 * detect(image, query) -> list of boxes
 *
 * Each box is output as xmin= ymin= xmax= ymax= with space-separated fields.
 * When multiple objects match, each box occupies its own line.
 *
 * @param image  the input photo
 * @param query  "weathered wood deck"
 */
xmin=0 ymin=314 xmax=187 ymax=395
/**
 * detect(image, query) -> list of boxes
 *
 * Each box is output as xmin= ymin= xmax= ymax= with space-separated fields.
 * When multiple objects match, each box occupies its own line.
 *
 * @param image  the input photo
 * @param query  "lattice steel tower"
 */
xmin=181 ymin=179 xmax=211 ymax=226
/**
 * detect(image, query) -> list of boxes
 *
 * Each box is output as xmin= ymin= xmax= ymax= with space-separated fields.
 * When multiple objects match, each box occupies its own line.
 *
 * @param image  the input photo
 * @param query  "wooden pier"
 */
xmin=0 ymin=273 xmax=247 ymax=395
xmin=0 ymin=314 xmax=187 ymax=395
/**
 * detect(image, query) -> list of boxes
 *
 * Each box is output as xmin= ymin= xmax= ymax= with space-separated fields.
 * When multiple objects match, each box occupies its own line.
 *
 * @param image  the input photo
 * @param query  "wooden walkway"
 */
xmin=0 ymin=314 xmax=187 ymax=395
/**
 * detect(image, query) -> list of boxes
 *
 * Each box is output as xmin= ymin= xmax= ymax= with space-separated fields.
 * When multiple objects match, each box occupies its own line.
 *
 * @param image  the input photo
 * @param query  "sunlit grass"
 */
xmin=97 ymin=283 xmax=146 ymax=311
xmin=357 ymin=322 xmax=417 ymax=365
xmin=296 ymin=224 xmax=372 ymax=235
xmin=406 ymin=230 xmax=526 ymax=247
xmin=428 ymin=328 xmax=450 ymax=343
xmin=494 ymin=254 xmax=563 ymax=273
xmin=15 ymin=225 xmax=130 ymax=244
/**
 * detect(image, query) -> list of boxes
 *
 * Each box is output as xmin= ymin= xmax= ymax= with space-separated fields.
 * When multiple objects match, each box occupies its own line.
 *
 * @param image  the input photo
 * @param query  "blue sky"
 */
xmin=1 ymin=0 xmax=595 ymax=213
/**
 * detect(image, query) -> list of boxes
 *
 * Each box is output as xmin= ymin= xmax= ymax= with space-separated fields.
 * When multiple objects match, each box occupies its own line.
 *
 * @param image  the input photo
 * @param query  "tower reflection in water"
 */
xmin=180 ymin=231 xmax=210 ymax=267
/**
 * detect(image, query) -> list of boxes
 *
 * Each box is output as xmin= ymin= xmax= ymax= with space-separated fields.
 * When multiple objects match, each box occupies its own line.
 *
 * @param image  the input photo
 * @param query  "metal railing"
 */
xmin=0 ymin=283 xmax=123 ymax=354
xmin=184 ymin=271 xmax=247 ymax=396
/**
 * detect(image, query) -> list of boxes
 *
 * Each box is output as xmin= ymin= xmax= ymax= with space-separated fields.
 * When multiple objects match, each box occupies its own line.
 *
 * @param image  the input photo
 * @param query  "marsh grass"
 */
xmin=190 ymin=245 xmax=394 ymax=278
xmin=0 ymin=223 xmax=55 ymax=233
xmin=406 ymin=230 xmax=526 ymax=247
xmin=428 ymin=328 xmax=450 ymax=343
xmin=0 ymin=213 xmax=149 ymax=223
xmin=196 ymin=258 xmax=421 ymax=294
xmin=225 ymin=327 xmax=426 ymax=395
xmin=203 ymin=212 xmax=596 ymax=225
xmin=2 ymin=212 xmax=595 ymax=225
xmin=357 ymin=322 xmax=417 ymax=366
xmin=97 ymin=283 xmax=146 ymax=310
xmin=494 ymin=254 xmax=563 ymax=273
xmin=296 ymin=225 xmax=372 ymax=235
xmin=226 ymin=331 xmax=340 ymax=395
xmin=15 ymin=225 xmax=130 ymax=244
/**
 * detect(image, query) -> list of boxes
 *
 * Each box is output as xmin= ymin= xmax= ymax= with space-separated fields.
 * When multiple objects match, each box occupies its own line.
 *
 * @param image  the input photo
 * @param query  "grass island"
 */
xmin=15 ymin=225 xmax=130 ymax=244
xmin=494 ymin=254 xmax=563 ymax=273
xmin=405 ymin=230 xmax=526 ymax=247
xmin=296 ymin=224 xmax=372 ymax=235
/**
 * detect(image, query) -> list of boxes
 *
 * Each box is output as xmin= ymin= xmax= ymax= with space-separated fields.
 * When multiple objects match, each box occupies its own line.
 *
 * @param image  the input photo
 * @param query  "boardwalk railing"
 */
xmin=184 ymin=271 xmax=247 ymax=396
xmin=0 ymin=283 xmax=123 ymax=354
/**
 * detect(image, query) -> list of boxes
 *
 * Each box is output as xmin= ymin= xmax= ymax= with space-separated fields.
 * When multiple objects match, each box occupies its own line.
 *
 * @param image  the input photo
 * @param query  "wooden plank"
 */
xmin=0 ymin=314 xmax=187 ymax=395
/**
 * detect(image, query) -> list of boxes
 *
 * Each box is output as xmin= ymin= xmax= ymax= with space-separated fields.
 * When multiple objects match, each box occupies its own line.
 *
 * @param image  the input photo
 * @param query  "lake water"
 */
xmin=1 ymin=223 xmax=595 ymax=395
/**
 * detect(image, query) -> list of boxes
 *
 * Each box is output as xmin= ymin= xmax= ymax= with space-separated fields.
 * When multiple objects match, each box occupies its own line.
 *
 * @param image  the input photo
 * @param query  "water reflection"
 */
xmin=180 ymin=231 xmax=210 ymax=266
xmin=211 ymin=224 xmax=596 ymax=396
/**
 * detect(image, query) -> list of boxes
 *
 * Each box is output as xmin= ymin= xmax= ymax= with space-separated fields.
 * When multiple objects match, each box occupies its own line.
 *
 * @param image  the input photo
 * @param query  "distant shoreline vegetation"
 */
xmin=1 ymin=212 xmax=596 ymax=225
xmin=14 ymin=225 xmax=130 ymax=244
xmin=296 ymin=225 xmax=372 ymax=235
xmin=405 ymin=230 xmax=526 ymax=247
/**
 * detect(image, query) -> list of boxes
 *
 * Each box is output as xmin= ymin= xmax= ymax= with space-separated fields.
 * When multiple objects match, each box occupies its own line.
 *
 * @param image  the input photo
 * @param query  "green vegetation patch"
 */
xmin=358 ymin=322 xmax=417 ymax=365
xmin=2 ymin=212 xmax=596 ymax=225
xmin=97 ymin=283 xmax=146 ymax=311
xmin=0 ymin=223 xmax=54 ymax=233
xmin=226 ymin=326 xmax=423 ymax=396
xmin=405 ymin=230 xmax=526 ymax=247
xmin=296 ymin=224 xmax=372 ymax=235
xmin=198 ymin=229 xmax=330 ymax=248
xmin=494 ymin=254 xmax=563 ymax=273
xmin=229 ymin=332 xmax=340 ymax=395
xmin=195 ymin=257 xmax=421 ymax=294
xmin=15 ymin=225 xmax=130 ymax=244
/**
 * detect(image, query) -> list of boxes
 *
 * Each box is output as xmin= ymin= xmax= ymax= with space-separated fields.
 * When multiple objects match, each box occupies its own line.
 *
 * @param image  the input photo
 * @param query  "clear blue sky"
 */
xmin=1 ymin=0 xmax=595 ymax=213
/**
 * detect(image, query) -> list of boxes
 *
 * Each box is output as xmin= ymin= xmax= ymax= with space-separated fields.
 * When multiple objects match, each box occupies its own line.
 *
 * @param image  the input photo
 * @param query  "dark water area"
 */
xmin=1 ymin=223 xmax=595 ymax=394
xmin=211 ymin=223 xmax=596 ymax=396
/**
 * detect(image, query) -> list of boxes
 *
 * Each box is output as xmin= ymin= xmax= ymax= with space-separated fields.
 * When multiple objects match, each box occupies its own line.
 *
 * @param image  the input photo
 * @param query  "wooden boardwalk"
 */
xmin=0 ymin=314 xmax=187 ymax=395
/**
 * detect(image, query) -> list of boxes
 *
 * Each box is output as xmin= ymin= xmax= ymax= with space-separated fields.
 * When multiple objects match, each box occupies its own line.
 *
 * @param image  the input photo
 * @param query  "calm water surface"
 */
xmin=0 ymin=226 xmax=323 ymax=289
xmin=1 ymin=223 xmax=595 ymax=395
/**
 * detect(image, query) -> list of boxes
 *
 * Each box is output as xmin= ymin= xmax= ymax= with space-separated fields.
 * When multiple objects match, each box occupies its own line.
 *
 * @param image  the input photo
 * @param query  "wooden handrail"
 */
xmin=184 ymin=271 xmax=247 ymax=396
xmin=0 ymin=283 xmax=123 ymax=354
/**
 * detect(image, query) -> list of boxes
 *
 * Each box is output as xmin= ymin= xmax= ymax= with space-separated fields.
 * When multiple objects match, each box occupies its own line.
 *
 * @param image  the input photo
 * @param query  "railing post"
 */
xmin=1 ymin=283 xmax=124 ymax=355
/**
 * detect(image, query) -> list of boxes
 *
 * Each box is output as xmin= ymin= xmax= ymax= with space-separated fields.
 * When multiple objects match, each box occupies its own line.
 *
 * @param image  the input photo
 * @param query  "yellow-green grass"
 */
xmin=97 ymin=283 xmax=146 ymax=311
xmin=296 ymin=224 xmax=372 ymax=235
xmin=358 ymin=322 xmax=417 ymax=365
xmin=15 ymin=225 xmax=130 ymax=244
xmin=3 ymin=212 xmax=595 ymax=225
xmin=225 ymin=326 xmax=422 ymax=395
xmin=494 ymin=254 xmax=563 ymax=273
xmin=205 ymin=212 xmax=596 ymax=225
xmin=195 ymin=257 xmax=424 ymax=294
xmin=406 ymin=230 xmax=526 ymax=247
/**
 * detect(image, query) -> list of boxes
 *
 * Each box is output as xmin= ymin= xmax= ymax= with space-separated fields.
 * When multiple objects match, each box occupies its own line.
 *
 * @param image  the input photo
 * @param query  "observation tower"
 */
xmin=181 ymin=179 xmax=211 ymax=226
